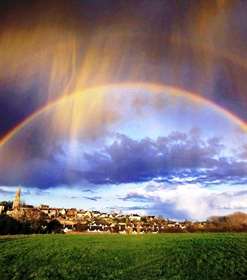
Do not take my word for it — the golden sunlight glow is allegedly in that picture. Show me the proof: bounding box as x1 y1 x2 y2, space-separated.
0 1 245 103
0 0 246 150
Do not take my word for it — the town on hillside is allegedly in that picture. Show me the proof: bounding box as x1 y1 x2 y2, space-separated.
1 187 246 234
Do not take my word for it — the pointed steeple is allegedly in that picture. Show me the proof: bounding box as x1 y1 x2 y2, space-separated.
12 186 21 209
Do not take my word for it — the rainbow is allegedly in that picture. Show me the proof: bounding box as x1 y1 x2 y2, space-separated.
1 83 246 148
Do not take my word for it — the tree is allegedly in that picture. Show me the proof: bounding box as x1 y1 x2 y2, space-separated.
226 212 247 225
158 215 164 220
47 219 63 233
0 214 22 235
207 212 247 232
141 216 147 223
0 201 13 212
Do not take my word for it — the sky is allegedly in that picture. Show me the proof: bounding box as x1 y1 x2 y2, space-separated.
0 0 246 221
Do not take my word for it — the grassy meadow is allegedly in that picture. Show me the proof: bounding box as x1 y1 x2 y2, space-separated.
0 233 246 280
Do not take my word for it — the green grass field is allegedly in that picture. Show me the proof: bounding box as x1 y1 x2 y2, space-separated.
0 233 246 280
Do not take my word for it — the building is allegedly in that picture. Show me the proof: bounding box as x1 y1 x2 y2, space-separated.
129 214 141 221
0 205 5 214
58 208 67 216
12 186 21 209
49 208 58 217
38 204 49 215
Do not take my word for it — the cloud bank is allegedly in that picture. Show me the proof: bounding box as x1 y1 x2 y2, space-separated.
120 182 247 220
0 127 246 190
83 130 246 186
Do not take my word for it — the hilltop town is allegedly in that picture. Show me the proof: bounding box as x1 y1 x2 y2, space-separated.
1 187 246 234
0 188 188 234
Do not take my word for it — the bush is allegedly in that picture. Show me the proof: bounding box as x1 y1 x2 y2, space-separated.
0 214 23 235
47 219 63 233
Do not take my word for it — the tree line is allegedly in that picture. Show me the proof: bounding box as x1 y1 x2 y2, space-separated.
0 214 63 235
160 212 247 233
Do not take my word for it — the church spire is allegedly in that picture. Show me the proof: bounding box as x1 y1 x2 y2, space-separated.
12 186 21 209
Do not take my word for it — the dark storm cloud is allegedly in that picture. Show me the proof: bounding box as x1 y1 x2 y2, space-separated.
213 69 247 122
0 158 84 189
0 128 245 189
0 88 33 138
20 126 63 161
24 166 84 189
83 130 246 185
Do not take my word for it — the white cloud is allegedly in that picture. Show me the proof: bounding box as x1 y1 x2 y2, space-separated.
123 181 247 220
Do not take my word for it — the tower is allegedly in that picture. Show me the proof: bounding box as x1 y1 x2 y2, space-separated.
12 186 21 209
